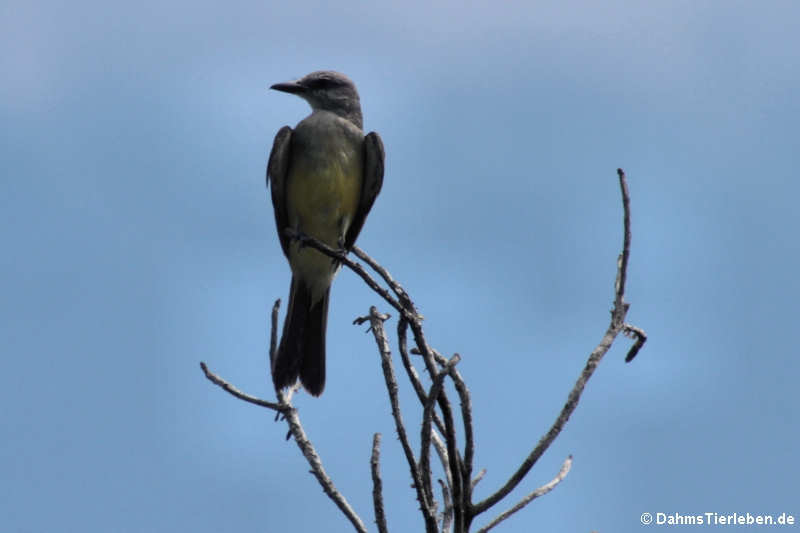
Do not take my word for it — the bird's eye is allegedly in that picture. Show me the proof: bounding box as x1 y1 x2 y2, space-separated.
306 77 335 90
305 73 350 91
305 79 323 89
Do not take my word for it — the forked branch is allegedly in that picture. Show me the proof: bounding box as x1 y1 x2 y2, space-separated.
201 168 646 533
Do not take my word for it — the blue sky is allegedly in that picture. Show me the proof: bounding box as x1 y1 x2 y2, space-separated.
2 1 798 532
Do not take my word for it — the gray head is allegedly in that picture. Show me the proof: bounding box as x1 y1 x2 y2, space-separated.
271 71 363 129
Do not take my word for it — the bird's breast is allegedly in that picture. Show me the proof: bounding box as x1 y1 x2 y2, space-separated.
285 115 364 296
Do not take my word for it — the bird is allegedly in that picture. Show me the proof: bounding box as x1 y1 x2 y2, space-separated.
266 71 385 396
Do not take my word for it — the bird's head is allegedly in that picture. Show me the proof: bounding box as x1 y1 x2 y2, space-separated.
271 70 363 129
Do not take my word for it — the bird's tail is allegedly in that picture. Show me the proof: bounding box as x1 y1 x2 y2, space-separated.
272 276 329 396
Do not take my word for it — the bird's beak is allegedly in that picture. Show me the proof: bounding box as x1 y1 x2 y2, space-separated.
270 80 305 94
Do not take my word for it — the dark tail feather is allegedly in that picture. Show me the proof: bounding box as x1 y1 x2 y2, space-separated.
272 276 329 396
272 277 305 391
300 285 328 396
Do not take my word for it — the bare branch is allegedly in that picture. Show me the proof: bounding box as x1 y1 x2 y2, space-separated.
427 348 475 516
285 229 404 314
430 430 453 493
200 362 285 411
353 245 417 313
438 479 454 533
397 320 448 437
203 166 645 533
429 365 465 533
278 395 368 533
204 298 367 532
420 354 461 507
476 456 573 533
403 322 466 533
613 169 646 359
472 169 641 517
371 433 389 533
472 283 622 515
354 239 469 524
408 319 442 388
438 351 475 506
201 368 367 530
614 168 633 317
359 306 438 532
471 469 487 492
451 371 474 495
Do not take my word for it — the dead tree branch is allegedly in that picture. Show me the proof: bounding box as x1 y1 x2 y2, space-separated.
476 456 573 533
471 168 646 522
356 307 439 532
201 299 368 533
371 433 389 533
201 168 646 532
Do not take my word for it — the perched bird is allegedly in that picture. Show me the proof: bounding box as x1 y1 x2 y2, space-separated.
267 71 384 396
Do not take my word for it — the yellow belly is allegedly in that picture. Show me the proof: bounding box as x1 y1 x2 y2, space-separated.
285 150 363 301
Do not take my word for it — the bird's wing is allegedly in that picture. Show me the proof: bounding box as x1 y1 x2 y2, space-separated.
345 131 385 250
267 125 294 258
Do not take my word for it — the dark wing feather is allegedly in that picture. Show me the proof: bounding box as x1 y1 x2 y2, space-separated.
267 126 293 258
345 131 384 250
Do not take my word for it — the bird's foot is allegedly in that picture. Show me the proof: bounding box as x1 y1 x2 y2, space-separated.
286 228 311 249
330 237 348 266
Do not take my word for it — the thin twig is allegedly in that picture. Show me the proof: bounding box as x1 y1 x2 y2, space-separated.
472 168 640 517
420 354 461 507
614 168 632 318
397 319 447 436
471 469 487 491
405 321 465 529
285 229 404 314
279 396 368 533
205 297 367 532
353 245 417 313
427 348 475 516
476 456 573 533
360 306 438 532
202 361 366 531
407 325 465 510
443 356 475 508
438 479 454 533
614 169 646 359
408 317 441 385
269 301 366 532
346 246 459 531
429 365 465 533
471 264 620 516
428 348 474 519
430 430 453 494
371 433 389 533
200 362 285 411
356 237 467 523
204 168 645 532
